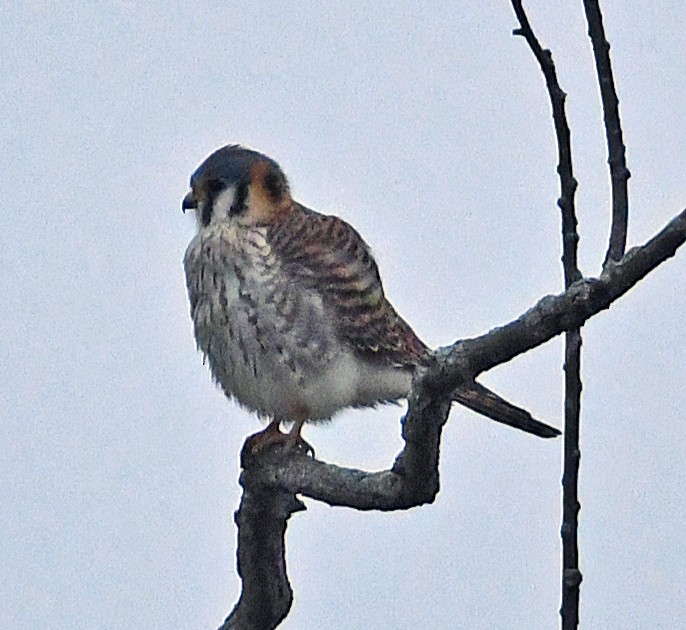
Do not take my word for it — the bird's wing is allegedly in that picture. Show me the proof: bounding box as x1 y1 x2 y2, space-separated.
268 204 427 367
268 204 560 438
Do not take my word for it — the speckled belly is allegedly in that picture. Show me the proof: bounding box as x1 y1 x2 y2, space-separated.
184 226 411 422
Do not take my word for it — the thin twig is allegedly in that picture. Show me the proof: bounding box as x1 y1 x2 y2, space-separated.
511 1 580 285
583 0 631 265
510 2 584 627
561 328 582 630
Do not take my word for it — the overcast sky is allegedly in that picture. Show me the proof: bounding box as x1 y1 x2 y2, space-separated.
2 2 684 629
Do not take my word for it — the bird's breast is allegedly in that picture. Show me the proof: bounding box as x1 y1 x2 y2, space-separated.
184 224 413 422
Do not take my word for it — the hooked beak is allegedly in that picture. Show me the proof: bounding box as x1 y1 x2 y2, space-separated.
182 191 197 213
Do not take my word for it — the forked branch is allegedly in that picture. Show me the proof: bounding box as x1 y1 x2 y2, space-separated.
511 2 584 626
221 208 686 630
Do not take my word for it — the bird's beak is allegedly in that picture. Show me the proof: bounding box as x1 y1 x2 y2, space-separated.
182 191 197 213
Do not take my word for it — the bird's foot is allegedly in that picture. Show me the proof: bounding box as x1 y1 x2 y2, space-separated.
240 422 315 467
283 431 315 458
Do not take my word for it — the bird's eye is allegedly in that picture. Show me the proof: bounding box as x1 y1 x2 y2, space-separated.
207 179 224 195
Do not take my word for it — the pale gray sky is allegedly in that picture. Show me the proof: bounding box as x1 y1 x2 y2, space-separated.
1 3 684 629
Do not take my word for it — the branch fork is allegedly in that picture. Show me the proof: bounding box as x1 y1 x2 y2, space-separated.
216 3 685 626
220 206 686 629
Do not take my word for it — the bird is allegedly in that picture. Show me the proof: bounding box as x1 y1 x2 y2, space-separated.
182 144 560 456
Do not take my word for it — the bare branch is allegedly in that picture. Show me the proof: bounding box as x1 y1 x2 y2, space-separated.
511 0 580 285
583 0 631 265
222 207 686 628
219 483 305 630
245 394 452 512
221 393 451 628
425 207 686 391
561 328 583 630
511 3 585 626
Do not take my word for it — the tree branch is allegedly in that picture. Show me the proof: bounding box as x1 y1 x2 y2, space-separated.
583 0 631 265
222 207 686 629
511 2 584 626
219 482 305 630
561 327 583 630
511 0 580 284
430 207 685 390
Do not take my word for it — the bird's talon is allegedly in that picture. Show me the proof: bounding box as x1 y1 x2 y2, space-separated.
240 422 316 467
297 439 315 458
283 435 315 458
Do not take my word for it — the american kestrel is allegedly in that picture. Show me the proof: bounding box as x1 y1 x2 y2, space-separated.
182 145 559 454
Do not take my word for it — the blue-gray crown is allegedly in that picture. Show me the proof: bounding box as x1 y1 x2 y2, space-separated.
190 144 281 188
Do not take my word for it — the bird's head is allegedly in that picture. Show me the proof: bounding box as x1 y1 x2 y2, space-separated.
182 144 291 229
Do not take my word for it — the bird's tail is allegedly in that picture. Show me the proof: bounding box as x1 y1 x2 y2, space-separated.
452 381 560 438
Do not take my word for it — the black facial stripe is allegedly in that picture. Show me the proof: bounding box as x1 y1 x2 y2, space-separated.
201 203 213 227
230 181 249 216
198 179 223 227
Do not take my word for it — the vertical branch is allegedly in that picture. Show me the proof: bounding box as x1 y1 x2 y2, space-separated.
561 329 582 630
219 471 306 630
583 0 631 265
511 2 580 285
511 3 583 628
